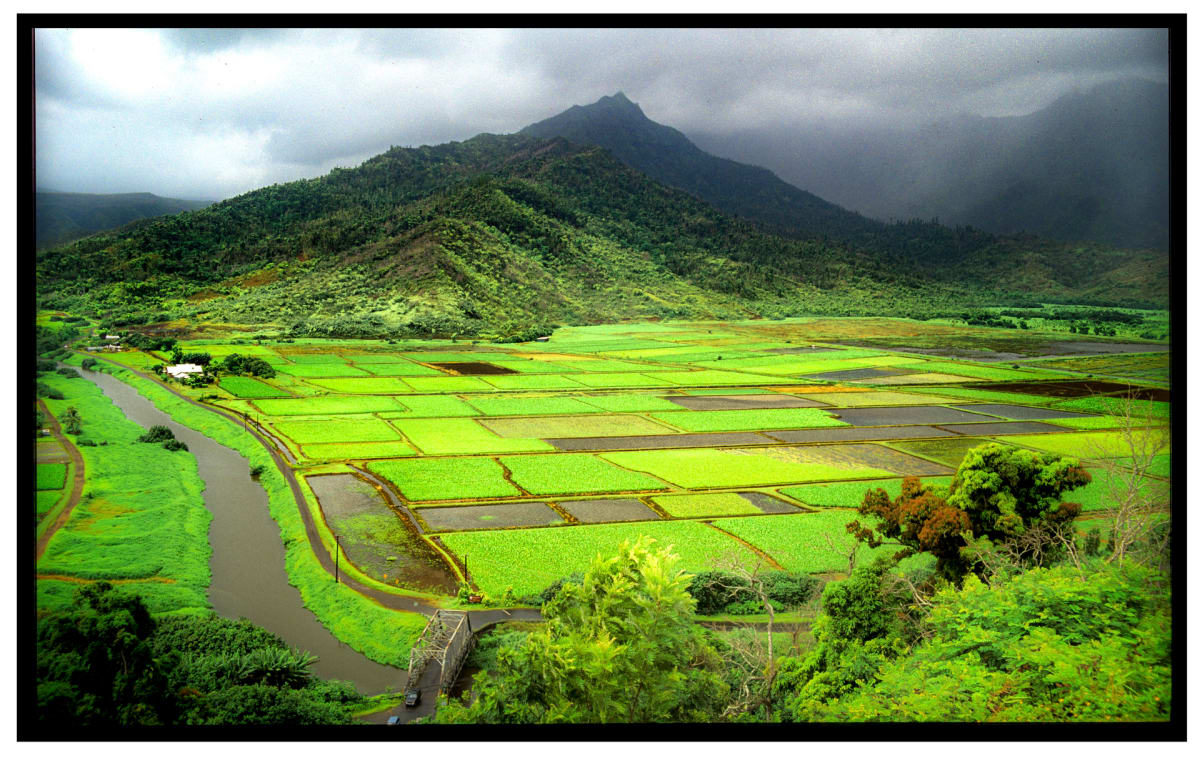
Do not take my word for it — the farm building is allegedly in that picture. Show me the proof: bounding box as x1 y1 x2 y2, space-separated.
165 363 204 379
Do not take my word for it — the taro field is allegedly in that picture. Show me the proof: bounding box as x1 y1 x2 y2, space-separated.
144 319 1172 598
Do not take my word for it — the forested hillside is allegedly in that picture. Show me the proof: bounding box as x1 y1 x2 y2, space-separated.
36 127 1167 339
36 191 212 251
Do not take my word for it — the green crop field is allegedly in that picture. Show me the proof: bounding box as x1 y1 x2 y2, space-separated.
893 361 1065 381
573 394 685 412
556 359 661 372
799 390 961 407
481 374 587 390
404 376 496 392
302 441 417 460
37 462 67 490
218 376 287 398
464 395 600 417
482 414 677 439
908 387 1059 406
368 457 520 501
253 395 406 415
435 521 759 596
499 453 670 495
391 418 554 455
1049 397 1171 419
601 448 893 488
378 396 482 418
886 438 1000 468
998 430 1171 459
1061 469 1170 513
711 512 933 575
652 492 763 518
1044 415 1130 430
566 373 678 388
36 490 63 521
487 360 579 374
361 362 447 376
780 476 955 508
642 370 798 386
272 416 403 444
648 408 847 432
275 363 369 378
305 377 415 394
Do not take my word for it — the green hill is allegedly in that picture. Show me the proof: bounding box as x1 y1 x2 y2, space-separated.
35 127 1167 339
36 191 213 251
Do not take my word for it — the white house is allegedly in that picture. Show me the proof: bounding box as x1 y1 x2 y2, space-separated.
104 334 120 341
165 363 204 379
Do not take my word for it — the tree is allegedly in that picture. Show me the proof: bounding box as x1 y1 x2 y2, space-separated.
61 406 82 436
37 582 176 725
434 537 727 723
849 444 1090 582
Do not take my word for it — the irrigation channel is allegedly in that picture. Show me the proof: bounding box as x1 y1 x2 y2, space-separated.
76 365 425 695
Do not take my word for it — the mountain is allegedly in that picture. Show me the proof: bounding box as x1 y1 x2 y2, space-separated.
36 191 214 251
689 79 1169 251
521 93 886 242
35 114 1167 338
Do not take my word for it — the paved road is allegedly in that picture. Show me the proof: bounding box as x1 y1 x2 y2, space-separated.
35 400 85 560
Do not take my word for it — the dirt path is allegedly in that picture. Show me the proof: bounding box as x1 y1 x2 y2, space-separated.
35 401 85 561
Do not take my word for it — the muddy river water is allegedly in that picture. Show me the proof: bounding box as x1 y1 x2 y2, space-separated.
80 367 408 695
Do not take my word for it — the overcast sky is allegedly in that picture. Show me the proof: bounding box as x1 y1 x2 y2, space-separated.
33 26 1169 201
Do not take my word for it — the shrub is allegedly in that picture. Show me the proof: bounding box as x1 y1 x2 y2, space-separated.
76 438 96 447
80 358 97 371
36 382 64 400
137 425 177 443
55 367 81 378
249 465 265 478
163 439 189 452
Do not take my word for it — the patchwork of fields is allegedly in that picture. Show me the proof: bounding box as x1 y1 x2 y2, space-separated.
145 321 1170 597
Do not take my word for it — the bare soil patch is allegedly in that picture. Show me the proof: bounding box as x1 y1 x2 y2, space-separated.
977 380 1169 401
936 421 1073 435
739 492 805 514
764 425 955 444
949 403 1096 420
664 394 827 411
829 406 1002 426
546 432 772 451
417 501 565 531
558 498 662 523
427 361 518 376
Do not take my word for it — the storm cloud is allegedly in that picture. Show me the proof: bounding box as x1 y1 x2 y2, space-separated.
33 26 1168 201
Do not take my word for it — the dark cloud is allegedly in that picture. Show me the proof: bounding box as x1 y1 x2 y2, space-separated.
33 27 1170 201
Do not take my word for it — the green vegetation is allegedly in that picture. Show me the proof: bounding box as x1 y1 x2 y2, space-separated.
367 457 520 501
575 393 683 412
275 364 369 378
1049 396 1170 419
463 395 600 417
437 521 757 597
304 377 414 394
272 416 402 444
652 492 763 518
483 414 676 438
482 374 587 390
254 395 405 415
218 376 285 398
648 408 847 432
378 395 481 418
781 476 955 508
391 418 552 455
500 453 670 495
302 441 416 460
37 583 365 726
601 448 892 488
998 430 1170 459
37 462 67 490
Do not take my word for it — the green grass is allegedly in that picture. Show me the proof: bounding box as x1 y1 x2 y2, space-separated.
253 396 406 416
36 373 212 616
487 360 578 374
482 414 677 439
391 418 554 455
218 376 287 398
37 462 67 490
404 376 496 392
1115 454 1171 479
284 353 353 364
342 353 407 363
302 441 417 460
574 394 683 412
273 417 403 444
275 363 370 378
1062 469 1170 513
37 489 64 521
780 476 955 508
84 357 430 664
305 377 415 394
463 395 600 417
652 493 763 518
601 448 893 488
499 453 670 495
437 521 759 597
367 457 520 501
648 408 847 432
556 359 660 373
378 396 482 418
711 512 934 575
907 387 1059 406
